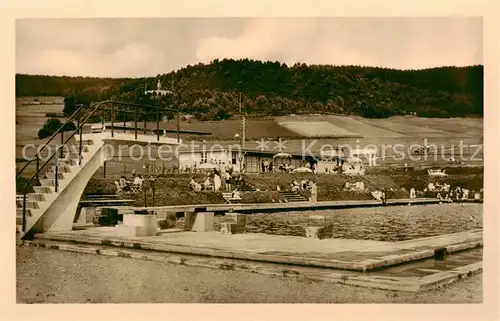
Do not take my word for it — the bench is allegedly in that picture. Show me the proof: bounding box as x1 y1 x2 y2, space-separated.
222 192 242 204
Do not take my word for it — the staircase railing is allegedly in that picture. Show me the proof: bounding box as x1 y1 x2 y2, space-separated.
17 100 180 233
15 103 90 179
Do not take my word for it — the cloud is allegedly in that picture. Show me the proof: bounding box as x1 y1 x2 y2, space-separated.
16 18 482 77
195 17 482 69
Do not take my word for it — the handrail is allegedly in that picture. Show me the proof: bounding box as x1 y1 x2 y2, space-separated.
15 103 90 178
21 100 110 192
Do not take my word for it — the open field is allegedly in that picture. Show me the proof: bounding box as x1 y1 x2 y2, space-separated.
16 97 483 142
16 96 65 143
278 120 361 138
15 97 483 174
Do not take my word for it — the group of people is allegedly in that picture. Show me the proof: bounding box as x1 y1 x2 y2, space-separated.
115 173 144 194
189 169 238 193
343 181 367 193
410 184 480 203
261 160 273 173
436 186 472 203
284 179 317 203
424 182 451 193
290 179 316 192
261 160 300 173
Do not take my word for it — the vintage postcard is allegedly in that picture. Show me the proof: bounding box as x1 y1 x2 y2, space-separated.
1 1 499 320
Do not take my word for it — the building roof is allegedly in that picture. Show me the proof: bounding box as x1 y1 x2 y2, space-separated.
176 147 345 160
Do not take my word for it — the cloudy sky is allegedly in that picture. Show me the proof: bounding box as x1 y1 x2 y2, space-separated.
16 17 482 78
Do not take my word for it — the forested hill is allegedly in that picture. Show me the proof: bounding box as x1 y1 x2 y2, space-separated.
16 59 483 119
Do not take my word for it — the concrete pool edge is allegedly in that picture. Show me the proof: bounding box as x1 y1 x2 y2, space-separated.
31 230 483 272
19 240 483 293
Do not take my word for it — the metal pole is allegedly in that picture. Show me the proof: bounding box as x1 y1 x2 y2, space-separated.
55 150 59 193
22 192 27 232
60 131 64 159
103 161 107 178
176 110 180 143
152 178 155 206
111 105 114 137
239 135 242 173
144 117 147 135
173 76 180 143
78 109 83 165
134 106 138 139
35 155 39 182
144 184 147 208
156 107 160 141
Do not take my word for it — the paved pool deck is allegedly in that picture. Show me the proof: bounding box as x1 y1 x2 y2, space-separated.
131 198 482 215
34 227 483 272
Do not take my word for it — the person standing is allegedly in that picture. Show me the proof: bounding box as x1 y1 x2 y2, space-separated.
410 187 416 199
225 171 232 191
214 172 221 192
310 182 318 203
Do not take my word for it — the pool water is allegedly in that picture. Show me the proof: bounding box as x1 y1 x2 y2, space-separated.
235 203 483 242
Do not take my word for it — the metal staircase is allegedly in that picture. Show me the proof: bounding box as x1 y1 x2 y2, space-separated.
16 100 181 239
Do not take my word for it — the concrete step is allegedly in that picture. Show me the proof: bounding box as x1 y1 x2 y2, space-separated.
16 208 31 217
75 139 94 145
17 200 39 209
28 193 45 202
61 151 82 159
49 165 72 173
44 172 65 180
33 186 54 194
68 145 90 153
40 178 57 186
60 158 77 166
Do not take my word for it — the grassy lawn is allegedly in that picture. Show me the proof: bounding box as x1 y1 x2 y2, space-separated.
76 168 483 207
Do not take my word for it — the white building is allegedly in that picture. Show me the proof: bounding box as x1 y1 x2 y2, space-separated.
177 149 243 173
145 79 173 96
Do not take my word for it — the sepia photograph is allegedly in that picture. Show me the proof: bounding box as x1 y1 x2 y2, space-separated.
11 14 489 307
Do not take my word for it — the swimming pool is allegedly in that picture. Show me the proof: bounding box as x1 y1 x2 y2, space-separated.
234 203 483 241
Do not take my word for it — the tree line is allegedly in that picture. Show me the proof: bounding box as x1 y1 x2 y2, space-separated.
16 59 483 120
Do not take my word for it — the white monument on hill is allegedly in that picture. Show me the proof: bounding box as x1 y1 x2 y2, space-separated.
145 79 173 96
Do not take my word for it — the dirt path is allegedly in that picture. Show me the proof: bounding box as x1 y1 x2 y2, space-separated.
16 246 481 303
